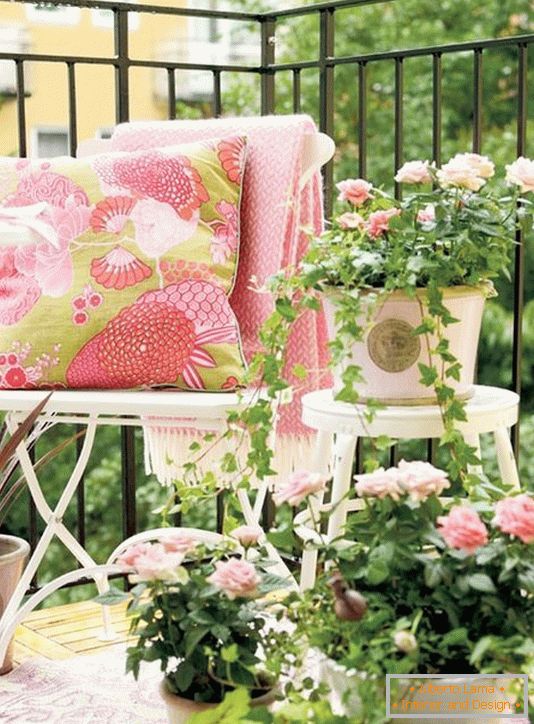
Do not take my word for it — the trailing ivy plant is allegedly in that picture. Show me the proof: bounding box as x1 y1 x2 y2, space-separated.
160 153 534 526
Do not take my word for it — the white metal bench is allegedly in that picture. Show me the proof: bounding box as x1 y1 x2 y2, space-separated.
0 131 335 662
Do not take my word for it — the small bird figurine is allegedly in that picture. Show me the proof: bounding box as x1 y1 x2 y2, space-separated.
329 571 368 621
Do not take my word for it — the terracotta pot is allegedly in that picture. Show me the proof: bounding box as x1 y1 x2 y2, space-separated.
159 679 277 724
323 285 487 405
0 534 30 675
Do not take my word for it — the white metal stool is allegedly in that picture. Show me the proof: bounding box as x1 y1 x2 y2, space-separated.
297 385 520 591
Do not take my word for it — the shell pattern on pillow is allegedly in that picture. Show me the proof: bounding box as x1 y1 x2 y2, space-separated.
0 137 248 390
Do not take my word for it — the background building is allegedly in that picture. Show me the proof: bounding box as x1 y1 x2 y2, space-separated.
0 0 258 157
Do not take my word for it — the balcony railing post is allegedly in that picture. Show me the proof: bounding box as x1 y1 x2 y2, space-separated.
432 53 442 166
472 49 483 153
15 60 27 157
319 7 335 217
261 18 276 115
114 6 130 124
394 56 404 199
114 6 136 538
512 43 528 455
358 61 367 178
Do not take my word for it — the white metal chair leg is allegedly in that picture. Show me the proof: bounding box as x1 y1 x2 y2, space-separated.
1 416 115 640
300 430 332 592
326 434 358 542
494 426 521 490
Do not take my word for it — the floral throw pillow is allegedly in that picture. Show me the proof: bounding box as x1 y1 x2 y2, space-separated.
0 137 248 390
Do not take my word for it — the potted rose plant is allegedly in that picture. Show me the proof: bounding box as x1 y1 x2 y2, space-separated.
310 155 533 406
98 530 290 723
280 463 534 722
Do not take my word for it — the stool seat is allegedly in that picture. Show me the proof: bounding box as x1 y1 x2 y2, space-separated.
298 385 521 591
302 385 519 438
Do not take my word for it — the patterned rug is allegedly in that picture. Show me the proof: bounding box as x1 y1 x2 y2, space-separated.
0 649 165 723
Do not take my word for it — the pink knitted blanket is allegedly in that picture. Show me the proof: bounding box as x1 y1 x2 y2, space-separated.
111 115 331 481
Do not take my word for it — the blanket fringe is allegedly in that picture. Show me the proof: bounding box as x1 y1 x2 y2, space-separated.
143 427 321 488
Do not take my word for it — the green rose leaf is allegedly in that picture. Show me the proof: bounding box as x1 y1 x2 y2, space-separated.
467 573 496 593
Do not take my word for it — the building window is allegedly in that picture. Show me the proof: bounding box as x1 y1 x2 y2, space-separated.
26 4 81 26
92 1 139 31
96 127 114 140
33 128 69 158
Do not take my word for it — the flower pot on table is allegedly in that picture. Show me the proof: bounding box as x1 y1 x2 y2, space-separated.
159 679 277 724
0 534 30 674
323 285 487 405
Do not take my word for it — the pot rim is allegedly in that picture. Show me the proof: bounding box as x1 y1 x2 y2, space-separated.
0 534 30 568
159 678 278 708
322 282 493 302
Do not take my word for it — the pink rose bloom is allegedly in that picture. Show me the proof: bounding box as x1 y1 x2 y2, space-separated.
397 459 450 502
366 208 401 239
494 494 534 543
394 160 432 184
437 506 488 554
354 467 403 501
161 533 198 554
336 178 374 206
506 156 534 193
417 204 436 224
337 211 365 230
230 524 263 546
207 558 261 599
437 154 486 191
129 543 185 582
272 470 328 507
116 542 152 571
462 153 495 179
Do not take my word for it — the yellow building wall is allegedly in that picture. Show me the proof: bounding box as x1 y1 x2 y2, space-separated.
0 2 187 156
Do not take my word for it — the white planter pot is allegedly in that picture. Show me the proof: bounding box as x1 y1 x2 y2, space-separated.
159 679 277 724
316 652 363 717
0 534 30 675
323 285 487 405
316 657 515 723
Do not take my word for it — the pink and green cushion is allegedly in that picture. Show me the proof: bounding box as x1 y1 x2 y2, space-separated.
0 137 248 390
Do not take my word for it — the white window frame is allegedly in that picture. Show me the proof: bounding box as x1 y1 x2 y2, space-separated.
26 4 81 26
95 127 115 140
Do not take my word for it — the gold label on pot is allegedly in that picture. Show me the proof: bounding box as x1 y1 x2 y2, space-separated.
367 319 421 373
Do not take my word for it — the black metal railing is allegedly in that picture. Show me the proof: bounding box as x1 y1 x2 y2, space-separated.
0 0 532 592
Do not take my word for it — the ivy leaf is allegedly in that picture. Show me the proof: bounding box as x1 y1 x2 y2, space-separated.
188 688 252 723
291 363 308 380
418 363 438 386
